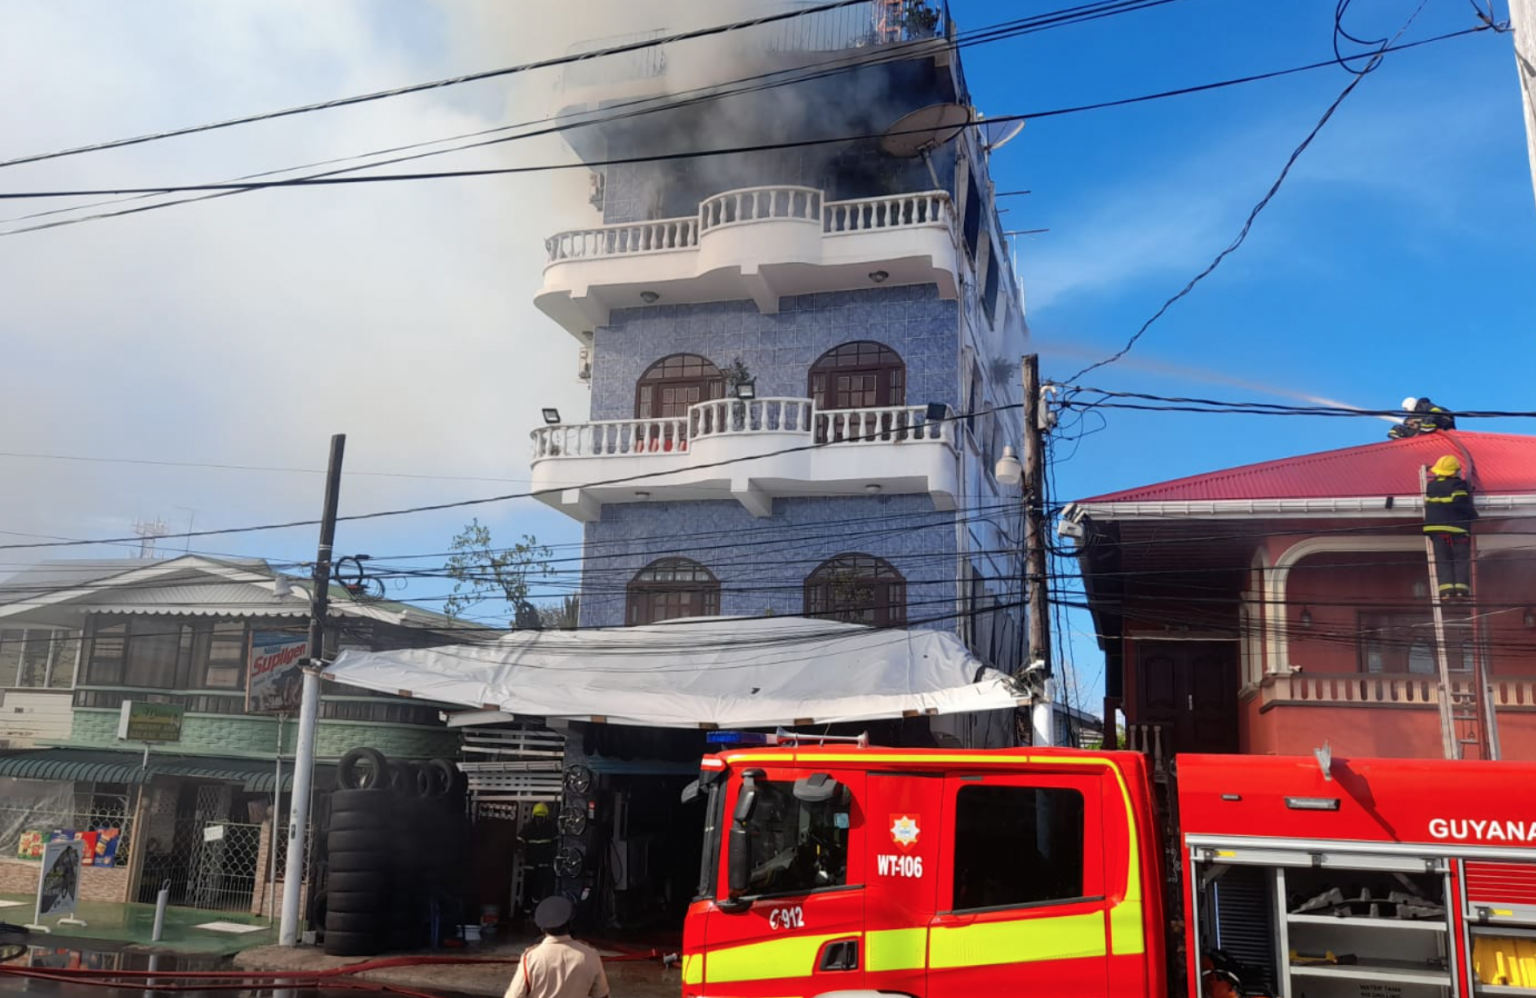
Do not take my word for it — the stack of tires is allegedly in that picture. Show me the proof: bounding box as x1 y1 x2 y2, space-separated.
323 748 392 956
321 747 463 956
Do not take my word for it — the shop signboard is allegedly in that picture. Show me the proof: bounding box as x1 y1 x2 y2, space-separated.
116 701 184 743
247 632 308 715
32 838 84 927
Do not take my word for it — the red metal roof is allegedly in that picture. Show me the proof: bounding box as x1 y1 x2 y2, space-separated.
1077 431 1536 504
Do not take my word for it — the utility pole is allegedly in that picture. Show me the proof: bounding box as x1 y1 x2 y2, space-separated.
1511 0 1536 213
279 433 345 947
1022 354 1054 747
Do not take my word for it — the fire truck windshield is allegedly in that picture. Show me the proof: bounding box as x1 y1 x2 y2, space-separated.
733 778 850 898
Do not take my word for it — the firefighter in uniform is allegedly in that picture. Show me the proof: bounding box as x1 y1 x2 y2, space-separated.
1424 454 1477 598
505 896 609 998
1389 396 1456 439
518 802 558 916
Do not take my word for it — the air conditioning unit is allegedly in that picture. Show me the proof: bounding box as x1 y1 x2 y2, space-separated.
577 347 592 382
588 172 605 211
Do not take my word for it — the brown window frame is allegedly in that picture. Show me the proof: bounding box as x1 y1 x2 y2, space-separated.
627 558 722 626
635 354 726 420
804 553 907 628
808 341 906 412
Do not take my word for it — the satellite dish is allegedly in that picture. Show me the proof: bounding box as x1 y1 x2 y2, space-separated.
879 103 973 158
981 119 1024 153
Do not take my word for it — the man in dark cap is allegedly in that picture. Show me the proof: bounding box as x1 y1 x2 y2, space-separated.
504 896 609 998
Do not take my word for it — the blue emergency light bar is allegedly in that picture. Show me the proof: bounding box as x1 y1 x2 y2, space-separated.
706 731 774 745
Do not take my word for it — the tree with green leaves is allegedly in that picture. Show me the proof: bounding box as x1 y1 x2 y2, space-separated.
442 519 554 624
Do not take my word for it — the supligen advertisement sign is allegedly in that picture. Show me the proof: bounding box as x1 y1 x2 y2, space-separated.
247 632 308 715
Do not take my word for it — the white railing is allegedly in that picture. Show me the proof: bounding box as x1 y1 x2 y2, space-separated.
823 191 952 234
530 400 952 461
687 397 814 436
531 417 689 460
544 186 954 264
699 186 823 232
1122 723 1171 778
545 218 699 263
1263 673 1536 710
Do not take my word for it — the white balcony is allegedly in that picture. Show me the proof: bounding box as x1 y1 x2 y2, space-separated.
528 398 959 520
535 186 959 338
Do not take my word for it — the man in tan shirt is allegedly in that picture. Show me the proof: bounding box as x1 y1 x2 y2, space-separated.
505 896 610 998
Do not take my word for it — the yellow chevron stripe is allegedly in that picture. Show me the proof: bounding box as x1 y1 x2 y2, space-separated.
866 927 928 972
928 910 1107 968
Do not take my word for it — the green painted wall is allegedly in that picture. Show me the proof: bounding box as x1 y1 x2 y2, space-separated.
68 709 457 761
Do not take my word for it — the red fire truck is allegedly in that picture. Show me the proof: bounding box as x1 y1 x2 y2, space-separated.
680 742 1536 998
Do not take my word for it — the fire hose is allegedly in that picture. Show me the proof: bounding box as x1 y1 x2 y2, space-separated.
0 942 674 994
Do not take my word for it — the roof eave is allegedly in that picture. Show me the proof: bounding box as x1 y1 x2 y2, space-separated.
1069 493 1536 523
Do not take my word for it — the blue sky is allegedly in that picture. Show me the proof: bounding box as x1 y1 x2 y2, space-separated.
0 1 1532 683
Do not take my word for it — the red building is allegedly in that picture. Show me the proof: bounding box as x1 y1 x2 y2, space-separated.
1065 430 1536 762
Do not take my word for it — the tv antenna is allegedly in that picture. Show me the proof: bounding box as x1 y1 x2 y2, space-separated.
132 518 169 559
879 103 972 188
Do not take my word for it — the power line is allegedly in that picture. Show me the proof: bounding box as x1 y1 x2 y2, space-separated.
0 406 1022 553
1059 0 1441 384
0 0 872 172
0 26 1491 208
0 0 1195 233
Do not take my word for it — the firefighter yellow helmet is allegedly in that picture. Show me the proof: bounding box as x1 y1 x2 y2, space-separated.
532 803 551 818
1431 455 1461 477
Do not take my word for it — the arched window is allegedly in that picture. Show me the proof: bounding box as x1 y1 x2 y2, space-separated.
627 558 721 625
804 553 906 628
809 341 906 411
636 354 725 419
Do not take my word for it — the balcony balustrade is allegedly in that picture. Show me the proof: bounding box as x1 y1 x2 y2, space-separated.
536 185 959 338
1261 672 1536 711
528 398 958 521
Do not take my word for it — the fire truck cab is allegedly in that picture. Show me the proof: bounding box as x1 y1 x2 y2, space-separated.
682 744 1536 998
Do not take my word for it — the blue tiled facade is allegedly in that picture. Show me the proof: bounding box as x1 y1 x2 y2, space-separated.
591 286 956 422
553 46 1025 671
579 495 958 630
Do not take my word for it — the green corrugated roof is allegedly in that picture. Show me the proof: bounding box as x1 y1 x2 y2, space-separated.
0 748 332 792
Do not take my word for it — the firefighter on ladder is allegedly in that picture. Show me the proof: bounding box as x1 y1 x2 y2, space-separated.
1389 396 1456 439
1424 454 1477 599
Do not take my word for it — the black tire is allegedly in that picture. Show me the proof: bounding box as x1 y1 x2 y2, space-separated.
328 848 390 874
326 909 384 935
326 870 387 894
327 889 390 915
322 929 383 957
329 788 392 815
328 809 387 833
426 759 457 797
328 829 391 854
397 762 431 798
337 747 389 791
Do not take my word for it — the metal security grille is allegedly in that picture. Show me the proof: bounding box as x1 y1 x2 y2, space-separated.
0 780 133 871
137 783 239 907
189 821 263 912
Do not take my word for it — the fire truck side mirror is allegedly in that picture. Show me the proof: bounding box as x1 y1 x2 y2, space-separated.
726 780 758 900
727 817 752 897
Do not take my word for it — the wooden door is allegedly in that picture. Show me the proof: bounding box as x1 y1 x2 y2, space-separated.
1135 642 1238 755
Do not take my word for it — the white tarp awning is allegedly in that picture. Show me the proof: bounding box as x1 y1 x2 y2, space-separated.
325 616 1027 729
